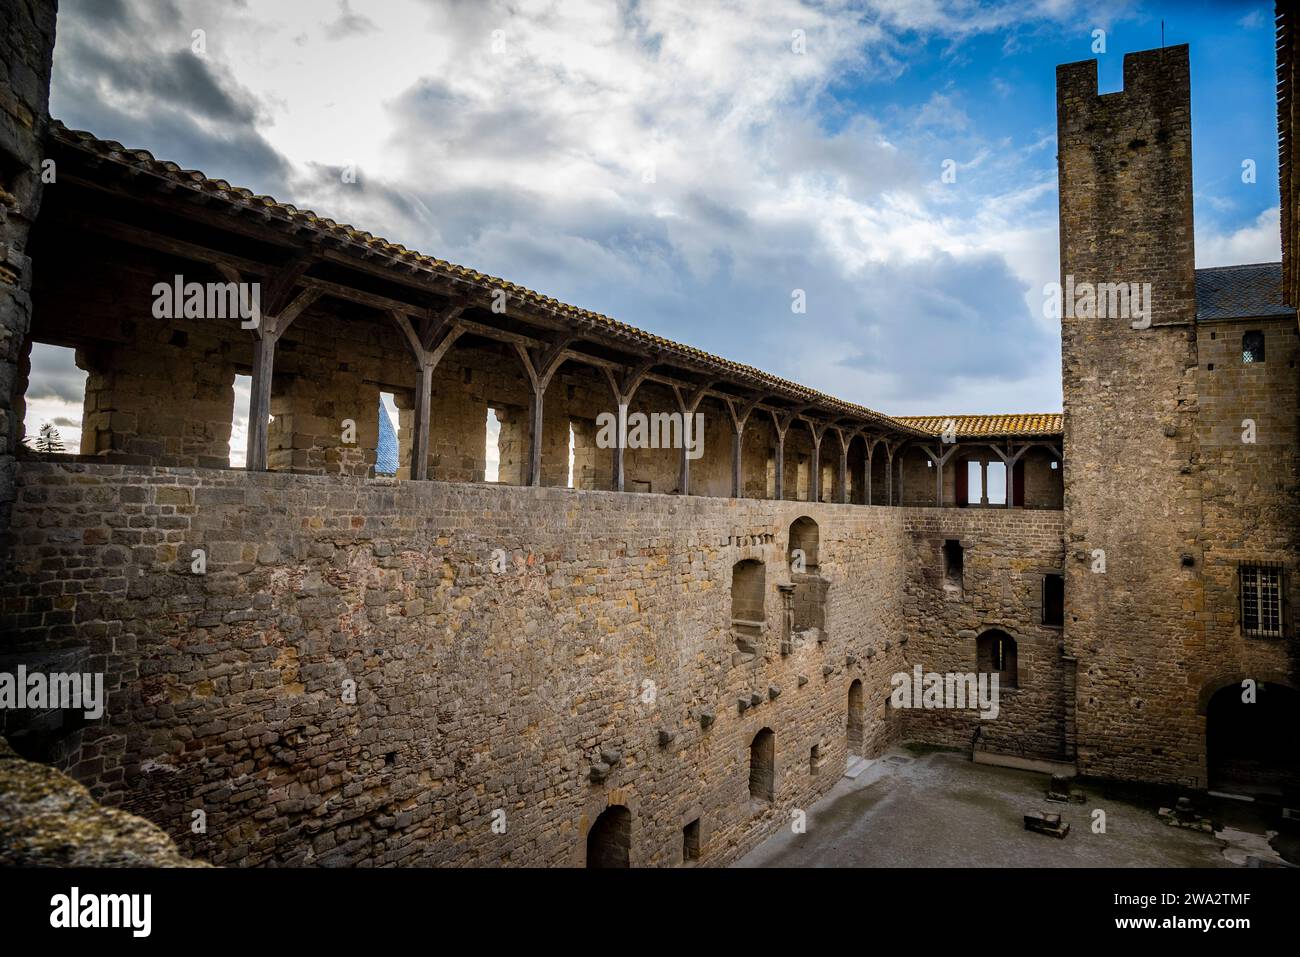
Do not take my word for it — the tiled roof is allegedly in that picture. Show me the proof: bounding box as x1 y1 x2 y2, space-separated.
47 121 925 436
1194 262 1295 321
894 414 1063 439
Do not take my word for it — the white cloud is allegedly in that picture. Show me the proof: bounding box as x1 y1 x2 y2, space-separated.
52 0 1147 417
1195 206 1281 268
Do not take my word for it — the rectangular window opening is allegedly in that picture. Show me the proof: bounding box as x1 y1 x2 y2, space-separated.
567 421 575 488
377 391 400 477
230 373 252 467
485 407 502 483
682 819 700 863
986 461 1007 505
943 539 964 591
23 342 87 457
1240 564 1283 638
1043 573 1065 627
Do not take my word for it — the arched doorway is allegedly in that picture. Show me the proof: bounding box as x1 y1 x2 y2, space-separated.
586 805 631 868
788 516 819 571
847 679 864 756
749 728 775 803
1205 681 1300 797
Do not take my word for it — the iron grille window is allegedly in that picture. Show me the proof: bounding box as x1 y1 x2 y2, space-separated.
1240 565 1282 638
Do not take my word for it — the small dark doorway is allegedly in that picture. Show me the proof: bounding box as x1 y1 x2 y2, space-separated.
586 804 631 868
1206 682 1300 797
847 679 864 755
1043 573 1064 626
749 728 775 802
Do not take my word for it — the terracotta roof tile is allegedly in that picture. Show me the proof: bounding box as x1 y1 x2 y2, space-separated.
47 121 1066 439
894 414 1063 439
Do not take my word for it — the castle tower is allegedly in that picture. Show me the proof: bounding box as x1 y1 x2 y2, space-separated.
1056 46 1207 785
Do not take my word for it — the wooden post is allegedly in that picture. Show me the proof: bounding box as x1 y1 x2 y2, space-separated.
600 358 654 492
390 304 468 480
245 287 321 471
773 431 786 500
833 428 850 504
921 443 959 507
769 409 799 500
246 332 276 472
862 435 875 506
722 395 763 499
802 417 831 503
989 442 1029 509
671 381 713 495
514 338 573 487
527 387 544 486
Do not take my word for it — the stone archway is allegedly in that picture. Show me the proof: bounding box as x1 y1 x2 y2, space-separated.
586 804 631 868
1204 679 1300 797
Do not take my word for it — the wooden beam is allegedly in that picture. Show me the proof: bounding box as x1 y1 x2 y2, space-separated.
68 214 926 451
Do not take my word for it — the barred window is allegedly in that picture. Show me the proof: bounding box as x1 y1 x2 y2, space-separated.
1242 330 1265 364
1240 565 1282 638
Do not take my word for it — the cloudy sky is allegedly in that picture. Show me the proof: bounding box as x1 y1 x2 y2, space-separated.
26 0 1282 454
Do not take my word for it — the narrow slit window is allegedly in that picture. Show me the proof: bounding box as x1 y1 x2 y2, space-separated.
1042 573 1064 627
230 373 251 467
567 422 575 488
485 408 502 482
377 392 399 477
943 539 964 591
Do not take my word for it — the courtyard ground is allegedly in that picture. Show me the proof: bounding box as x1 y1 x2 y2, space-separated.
735 744 1294 868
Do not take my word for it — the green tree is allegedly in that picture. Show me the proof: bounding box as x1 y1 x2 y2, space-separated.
34 422 65 454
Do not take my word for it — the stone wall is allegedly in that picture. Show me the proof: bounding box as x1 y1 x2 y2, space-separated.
897 508 1068 759
1 462 912 866
1193 315 1299 739
1058 46 1299 787
0 0 57 538
1 460 1066 866
1058 47 1207 787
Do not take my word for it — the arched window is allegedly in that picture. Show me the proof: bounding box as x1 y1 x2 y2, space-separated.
976 629 1018 688
788 516 819 572
749 728 775 802
1242 330 1265 364
586 805 631 868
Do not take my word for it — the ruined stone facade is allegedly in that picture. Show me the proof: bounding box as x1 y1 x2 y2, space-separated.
1 3 1296 868
0 0 56 538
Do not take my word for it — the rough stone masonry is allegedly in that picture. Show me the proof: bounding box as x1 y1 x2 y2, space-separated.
0 2 1297 868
